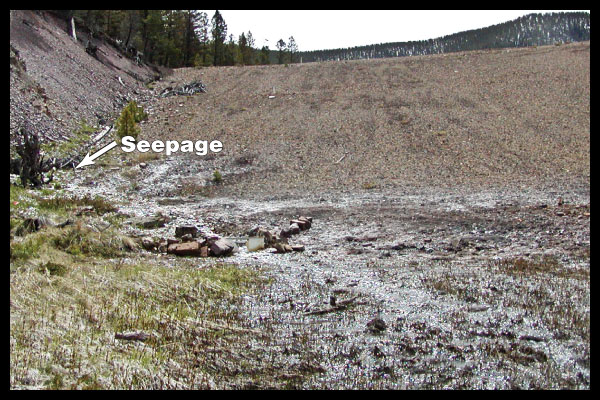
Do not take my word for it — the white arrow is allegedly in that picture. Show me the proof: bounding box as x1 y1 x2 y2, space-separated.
75 141 118 169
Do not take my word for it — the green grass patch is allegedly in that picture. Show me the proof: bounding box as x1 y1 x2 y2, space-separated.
37 194 118 215
41 119 97 158
10 223 133 262
10 258 267 389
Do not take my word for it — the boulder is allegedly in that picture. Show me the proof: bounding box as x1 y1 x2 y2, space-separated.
290 219 309 230
280 227 292 238
210 238 235 257
289 223 301 235
133 214 169 229
175 225 198 238
167 241 203 257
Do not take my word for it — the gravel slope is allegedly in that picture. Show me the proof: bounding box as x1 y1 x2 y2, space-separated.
141 41 589 197
10 10 159 144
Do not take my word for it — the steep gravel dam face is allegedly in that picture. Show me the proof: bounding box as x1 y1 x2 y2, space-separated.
138 41 590 197
11 12 589 387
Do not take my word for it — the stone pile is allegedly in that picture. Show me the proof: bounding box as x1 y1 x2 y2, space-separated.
139 215 312 257
141 224 235 258
248 216 312 254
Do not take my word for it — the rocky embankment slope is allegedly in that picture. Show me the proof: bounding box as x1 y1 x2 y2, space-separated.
140 41 589 197
10 10 161 146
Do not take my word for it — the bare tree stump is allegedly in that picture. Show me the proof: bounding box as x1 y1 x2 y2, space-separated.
15 127 44 188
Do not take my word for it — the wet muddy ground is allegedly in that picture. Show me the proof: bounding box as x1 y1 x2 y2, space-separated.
60 154 590 389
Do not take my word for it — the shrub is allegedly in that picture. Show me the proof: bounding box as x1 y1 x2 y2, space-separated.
130 101 148 123
116 102 143 141
213 169 222 183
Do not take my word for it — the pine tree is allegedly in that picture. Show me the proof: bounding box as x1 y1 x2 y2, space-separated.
238 32 249 65
276 39 286 64
287 36 298 63
116 102 141 141
183 10 203 67
211 10 227 66
259 45 270 65
196 12 210 66
246 31 256 64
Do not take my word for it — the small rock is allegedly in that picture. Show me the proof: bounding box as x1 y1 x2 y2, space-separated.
298 216 312 228
519 335 546 342
290 219 309 230
467 304 489 312
141 236 158 250
139 163 148 169
373 346 386 358
273 242 293 253
367 317 387 333
291 244 305 252
280 227 292 238
133 214 169 229
181 233 194 242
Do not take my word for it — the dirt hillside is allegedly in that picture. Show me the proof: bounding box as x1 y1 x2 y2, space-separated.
10 10 161 145
141 41 589 197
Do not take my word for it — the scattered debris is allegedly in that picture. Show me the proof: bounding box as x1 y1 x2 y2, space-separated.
159 81 206 98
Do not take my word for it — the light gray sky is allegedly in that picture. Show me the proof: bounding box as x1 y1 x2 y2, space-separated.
199 10 589 52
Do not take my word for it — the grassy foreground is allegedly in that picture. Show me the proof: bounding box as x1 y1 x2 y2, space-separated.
10 184 267 389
